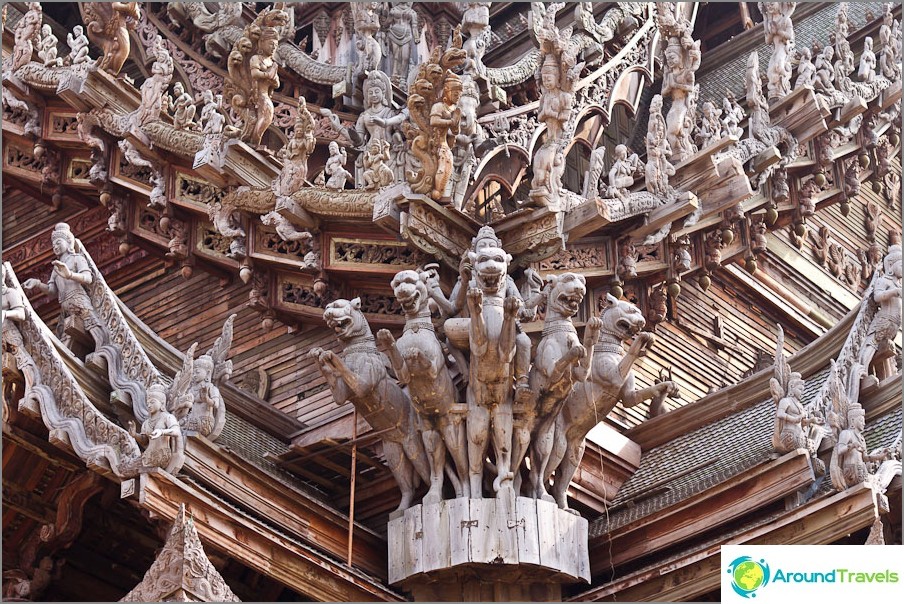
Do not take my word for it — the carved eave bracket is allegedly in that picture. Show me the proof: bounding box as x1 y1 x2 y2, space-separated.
121 503 240 602
2 262 143 481
770 85 832 146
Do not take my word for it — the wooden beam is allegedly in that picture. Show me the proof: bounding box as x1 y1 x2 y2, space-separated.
184 436 387 580
572 484 878 601
135 470 405 602
2 478 57 524
590 449 814 571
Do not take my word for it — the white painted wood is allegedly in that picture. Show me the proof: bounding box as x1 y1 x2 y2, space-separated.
575 515 590 582
536 498 560 570
515 497 540 566
421 501 450 572
387 513 407 584
495 494 518 564
557 508 579 579
469 498 497 564
403 504 424 577
447 498 471 567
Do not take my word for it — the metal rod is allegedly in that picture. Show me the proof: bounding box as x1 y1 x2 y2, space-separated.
346 408 358 567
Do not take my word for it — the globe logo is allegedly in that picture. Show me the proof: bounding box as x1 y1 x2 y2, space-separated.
727 556 770 598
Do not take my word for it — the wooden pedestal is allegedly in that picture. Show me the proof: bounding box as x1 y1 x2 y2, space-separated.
388 497 590 601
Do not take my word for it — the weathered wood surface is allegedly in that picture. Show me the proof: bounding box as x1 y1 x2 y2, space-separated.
388 497 590 586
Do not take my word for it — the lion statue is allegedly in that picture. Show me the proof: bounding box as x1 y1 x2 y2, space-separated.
310 297 430 514
377 269 469 502
547 293 678 510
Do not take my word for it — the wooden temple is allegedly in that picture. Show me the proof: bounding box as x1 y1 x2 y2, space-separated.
1 2 901 601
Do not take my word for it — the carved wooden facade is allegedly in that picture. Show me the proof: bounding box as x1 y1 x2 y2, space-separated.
2 2 901 601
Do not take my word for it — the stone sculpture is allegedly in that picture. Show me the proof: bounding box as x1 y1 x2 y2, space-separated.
377 270 468 503
310 298 430 513
21 224 106 352
548 294 678 510
657 3 701 162
529 3 583 211
10 2 42 73
759 2 796 100
127 383 186 475
223 7 288 146
37 24 62 68
79 2 141 76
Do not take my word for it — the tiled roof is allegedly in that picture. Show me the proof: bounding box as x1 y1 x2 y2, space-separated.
696 2 889 106
590 367 831 537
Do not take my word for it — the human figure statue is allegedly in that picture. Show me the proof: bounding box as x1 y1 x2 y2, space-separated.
646 95 675 198
10 2 42 72
66 24 90 66
858 36 877 83
429 73 463 200
37 24 62 68
275 96 316 195
772 372 809 453
385 2 418 84
879 5 901 80
21 224 106 352
530 54 572 209
697 100 723 147
794 47 817 89
461 2 491 76
813 45 836 94
759 2 796 100
721 90 745 139
362 138 394 190
856 244 902 391
169 82 197 131
324 141 352 190
352 3 382 87
451 75 485 210
659 23 701 161
135 35 173 125
606 144 643 200
248 29 280 146
127 383 185 475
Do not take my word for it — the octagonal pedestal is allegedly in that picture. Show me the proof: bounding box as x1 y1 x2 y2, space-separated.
388 496 589 602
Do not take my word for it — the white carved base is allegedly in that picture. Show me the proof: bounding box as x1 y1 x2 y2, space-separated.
388 496 590 600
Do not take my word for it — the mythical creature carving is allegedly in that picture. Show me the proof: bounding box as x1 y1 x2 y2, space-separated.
461 2 491 77
261 211 313 244
548 294 678 510
207 202 246 259
168 2 244 60
169 315 235 440
377 270 468 503
759 2 796 100
310 298 430 513
223 7 288 146
79 2 141 76
518 273 600 502
405 33 467 200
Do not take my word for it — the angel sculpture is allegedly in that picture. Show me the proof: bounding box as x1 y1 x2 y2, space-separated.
223 7 289 146
261 211 313 243
78 2 140 76
169 315 236 441
274 97 316 196
127 383 185 475
207 202 246 259
324 141 352 190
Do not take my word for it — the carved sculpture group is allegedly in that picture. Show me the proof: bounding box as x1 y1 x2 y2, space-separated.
312 226 678 512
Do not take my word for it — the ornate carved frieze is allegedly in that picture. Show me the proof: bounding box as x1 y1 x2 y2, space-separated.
328 238 425 271
538 241 611 273
278 274 335 312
